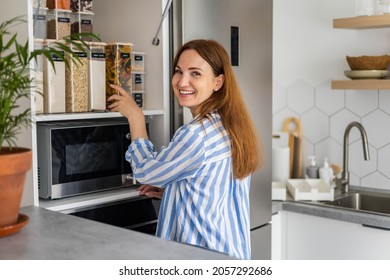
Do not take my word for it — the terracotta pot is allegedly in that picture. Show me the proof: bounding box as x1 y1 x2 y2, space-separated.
0 147 32 227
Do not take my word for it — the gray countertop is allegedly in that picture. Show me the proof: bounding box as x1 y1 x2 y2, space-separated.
0 206 232 260
272 186 390 230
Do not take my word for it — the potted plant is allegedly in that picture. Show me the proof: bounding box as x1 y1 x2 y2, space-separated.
0 15 98 233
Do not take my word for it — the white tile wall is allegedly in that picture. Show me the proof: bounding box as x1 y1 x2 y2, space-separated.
274 0 390 190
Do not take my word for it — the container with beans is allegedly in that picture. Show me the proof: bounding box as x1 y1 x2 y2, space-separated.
88 42 106 111
43 39 66 113
33 7 48 39
105 42 133 106
71 12 94 41
47 9 71 40
65 42 89 112
71 0 93 13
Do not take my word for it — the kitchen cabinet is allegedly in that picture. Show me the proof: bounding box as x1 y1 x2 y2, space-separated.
280 211 390 259
331 15 390 90
25 0 171 207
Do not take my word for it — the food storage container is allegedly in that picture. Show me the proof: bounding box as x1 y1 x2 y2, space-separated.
105 42 133 104
47 0 71 10
88 42 106 111
33 7 48 40
132 92 144 108
71 12 94 41
132 52 145 72
132 73 145 91
33 0 47 8
43 39 66 113
47 9 71 39
65 43 89 112
33 39 44 114
71 0 93 13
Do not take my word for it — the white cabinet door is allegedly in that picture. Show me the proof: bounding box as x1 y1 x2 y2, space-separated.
285 211 390 259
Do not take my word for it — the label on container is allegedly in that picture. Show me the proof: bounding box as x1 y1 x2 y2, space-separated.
51 52 65 61
134 55 143 61
74 52 87 58
58 17 70 23
81 19 92 25
120 53 130 59
33 14 47 21
91 52 105 59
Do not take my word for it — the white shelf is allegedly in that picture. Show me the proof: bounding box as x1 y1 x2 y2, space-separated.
32 109 165 122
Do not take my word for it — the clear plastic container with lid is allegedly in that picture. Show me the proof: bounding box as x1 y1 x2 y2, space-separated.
132 52 145 72
33 39 44 114
65 42 89 112
132 93 144 108
43 39 66 113
105 42 133 104
132 73 145 91
33 7 48 40
88 42 106 111
71 12 94 41
47 9 71 39
33 0 47 8
71 0 93 13
47 0 71 10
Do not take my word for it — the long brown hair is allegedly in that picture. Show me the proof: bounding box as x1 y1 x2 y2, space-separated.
173 39 263 179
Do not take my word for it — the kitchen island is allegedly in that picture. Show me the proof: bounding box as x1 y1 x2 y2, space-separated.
0 206 232 260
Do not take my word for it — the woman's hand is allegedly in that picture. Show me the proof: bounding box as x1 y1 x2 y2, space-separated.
138 184 164 199
107 84 148 140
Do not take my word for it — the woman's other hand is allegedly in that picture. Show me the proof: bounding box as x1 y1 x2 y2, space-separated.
138 184 164 199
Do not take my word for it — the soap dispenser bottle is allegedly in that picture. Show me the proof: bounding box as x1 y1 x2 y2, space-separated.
319 158 334 185
306 156 319 178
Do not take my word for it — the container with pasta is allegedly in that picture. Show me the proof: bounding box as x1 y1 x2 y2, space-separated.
105 42 133 106
65 42 89 112
88 42 106 111
47 9 71 40
71 0 93 13
43 39 66 113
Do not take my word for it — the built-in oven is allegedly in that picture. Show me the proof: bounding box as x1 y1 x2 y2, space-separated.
64 197 160 235
37 117 150 200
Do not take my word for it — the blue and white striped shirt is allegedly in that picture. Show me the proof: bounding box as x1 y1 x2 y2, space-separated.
125 111 251 259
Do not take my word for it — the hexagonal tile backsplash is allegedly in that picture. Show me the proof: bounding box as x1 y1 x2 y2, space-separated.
273 79 390 191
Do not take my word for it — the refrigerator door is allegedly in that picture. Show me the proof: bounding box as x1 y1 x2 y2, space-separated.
172 0 273 230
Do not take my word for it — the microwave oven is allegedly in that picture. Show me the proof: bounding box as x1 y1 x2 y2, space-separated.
37 117 149 199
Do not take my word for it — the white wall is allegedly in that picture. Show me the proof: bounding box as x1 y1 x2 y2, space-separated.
273 0 390 190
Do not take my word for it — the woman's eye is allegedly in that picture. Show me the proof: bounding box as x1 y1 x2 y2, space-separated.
191 71 201 76
174 69 182 75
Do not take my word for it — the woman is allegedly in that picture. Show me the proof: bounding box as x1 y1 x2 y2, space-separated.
107 39 262 259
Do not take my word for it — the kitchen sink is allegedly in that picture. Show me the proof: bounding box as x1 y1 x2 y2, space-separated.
324 191 390 215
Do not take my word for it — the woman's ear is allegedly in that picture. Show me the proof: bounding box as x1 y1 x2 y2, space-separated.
214 74 225 91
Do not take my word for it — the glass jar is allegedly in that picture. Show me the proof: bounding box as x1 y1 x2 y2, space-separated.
43 39 66 113
105 42 133 104
65 43 89 112
88 42 106 111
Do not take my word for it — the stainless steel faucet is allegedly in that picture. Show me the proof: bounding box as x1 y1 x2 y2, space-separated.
339 122 370 193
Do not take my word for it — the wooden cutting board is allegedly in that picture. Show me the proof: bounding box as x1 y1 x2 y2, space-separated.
282 117 303 178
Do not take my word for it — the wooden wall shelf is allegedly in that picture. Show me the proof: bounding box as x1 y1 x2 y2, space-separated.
331 79 390 89
333 15 390 29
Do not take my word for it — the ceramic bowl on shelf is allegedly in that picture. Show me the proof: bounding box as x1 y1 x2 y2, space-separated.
344 70 390 79
346 55 390 70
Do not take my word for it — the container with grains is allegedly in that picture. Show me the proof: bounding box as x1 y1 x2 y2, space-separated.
71 0 93 13
105 42 133 106
88 42 106 111
65 42 89 112
47 9 71 40
132 52 145 72
132 73 145 91
47 0 71 10
43 39 66 113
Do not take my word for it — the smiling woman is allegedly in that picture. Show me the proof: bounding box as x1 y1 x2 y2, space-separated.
107 39 263 260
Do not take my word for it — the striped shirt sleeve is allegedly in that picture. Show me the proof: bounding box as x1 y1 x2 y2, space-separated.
125 125 205 187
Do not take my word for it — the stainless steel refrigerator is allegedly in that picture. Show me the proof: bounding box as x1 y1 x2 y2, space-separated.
169 0 272 259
